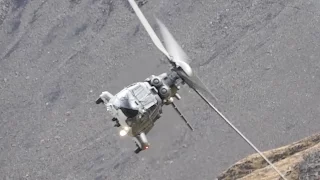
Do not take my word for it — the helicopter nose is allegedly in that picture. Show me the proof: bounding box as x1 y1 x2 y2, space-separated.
100 91 114 102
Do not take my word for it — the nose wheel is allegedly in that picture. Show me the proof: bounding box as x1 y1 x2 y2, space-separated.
134 142 149 154
134 147 142 154
95 97 104 104
134 143 142 154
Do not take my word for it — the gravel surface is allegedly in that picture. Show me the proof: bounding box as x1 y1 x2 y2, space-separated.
1 0 320 179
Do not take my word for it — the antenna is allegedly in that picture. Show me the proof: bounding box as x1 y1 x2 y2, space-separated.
171 102 194 131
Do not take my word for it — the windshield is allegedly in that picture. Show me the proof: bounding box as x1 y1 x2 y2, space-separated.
110 88 140 118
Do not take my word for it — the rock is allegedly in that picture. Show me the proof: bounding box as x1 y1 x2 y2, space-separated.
65 111 71 116
136 0 147 7
182 144 187 148
217 133 320 180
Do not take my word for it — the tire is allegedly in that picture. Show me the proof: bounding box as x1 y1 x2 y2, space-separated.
95 97 103 104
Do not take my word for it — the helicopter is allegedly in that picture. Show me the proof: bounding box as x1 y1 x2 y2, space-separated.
96 0 217 154
95 1 289 178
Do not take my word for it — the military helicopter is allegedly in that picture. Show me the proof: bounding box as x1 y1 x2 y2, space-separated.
96 0 217 154
95 1 288 178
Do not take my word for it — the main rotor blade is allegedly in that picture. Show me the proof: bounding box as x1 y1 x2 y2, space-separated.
178 69 292 179
128 0 171 60
176 69 218 102
155 18 191 65
192 88 287 180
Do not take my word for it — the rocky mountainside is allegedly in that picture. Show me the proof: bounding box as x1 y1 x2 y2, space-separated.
1 0 320 179
217 133 320 180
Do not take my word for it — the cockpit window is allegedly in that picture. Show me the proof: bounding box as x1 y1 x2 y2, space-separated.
120 107 139 118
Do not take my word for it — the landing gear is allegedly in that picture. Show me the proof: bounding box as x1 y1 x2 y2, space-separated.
95 97 104 104
134 147 142 154
134 143 142 154
112 118 120 127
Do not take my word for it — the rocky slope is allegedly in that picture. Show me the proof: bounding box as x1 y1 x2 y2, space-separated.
217 133 320 180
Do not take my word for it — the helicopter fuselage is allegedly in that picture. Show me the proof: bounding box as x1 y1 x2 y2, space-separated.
97 71 184 153
98 81 164 152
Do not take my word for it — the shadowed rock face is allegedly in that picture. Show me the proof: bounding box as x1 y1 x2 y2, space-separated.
217 133 320 180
